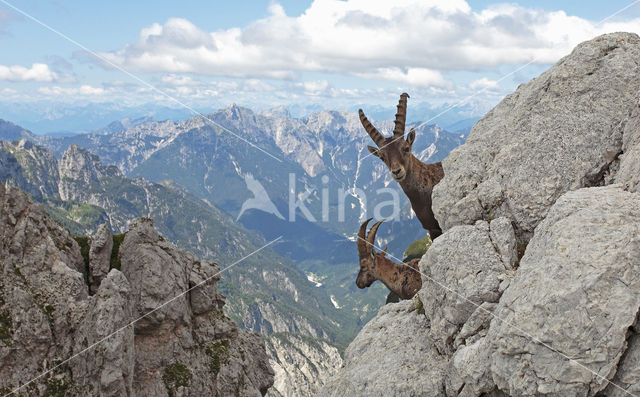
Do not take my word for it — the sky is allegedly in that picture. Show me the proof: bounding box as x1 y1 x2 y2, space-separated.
1 0 640 129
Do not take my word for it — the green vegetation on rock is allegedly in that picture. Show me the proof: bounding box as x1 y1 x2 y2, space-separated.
44 199 108 236
73 236 90 269
412 295 425 315
403 235 432 261
0 310 12 346
205 339 230 375
110 233 126 271
162 362 192 396
43 376 69 397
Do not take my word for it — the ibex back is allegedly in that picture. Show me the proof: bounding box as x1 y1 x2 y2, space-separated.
356 218 421 300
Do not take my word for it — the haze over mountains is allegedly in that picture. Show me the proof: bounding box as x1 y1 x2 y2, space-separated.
0 103 466 395
0 100 480 136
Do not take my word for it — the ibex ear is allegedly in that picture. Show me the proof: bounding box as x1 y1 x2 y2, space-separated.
367 145 381 157
406 128 416 146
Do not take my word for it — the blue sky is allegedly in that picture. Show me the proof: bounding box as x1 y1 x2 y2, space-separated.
1 0 640 128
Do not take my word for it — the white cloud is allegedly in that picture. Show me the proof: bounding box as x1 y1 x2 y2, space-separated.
355 67 451 88
0 63 59 82
295 80 333 96
242 79 276 92
161 74 201 86
469 77 499 90
92 0 640 88
38 84 105 96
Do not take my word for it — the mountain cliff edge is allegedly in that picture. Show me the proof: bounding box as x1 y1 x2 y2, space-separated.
320 32 640 397
0 184 274 396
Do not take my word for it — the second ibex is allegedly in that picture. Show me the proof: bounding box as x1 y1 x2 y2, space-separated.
359 93 444 239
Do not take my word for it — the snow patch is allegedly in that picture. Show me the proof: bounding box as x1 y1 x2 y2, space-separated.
231 160 242 176
306 272 324 287
330 295 341 309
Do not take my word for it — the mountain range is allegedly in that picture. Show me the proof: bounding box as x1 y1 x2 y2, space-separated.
0 105 465 395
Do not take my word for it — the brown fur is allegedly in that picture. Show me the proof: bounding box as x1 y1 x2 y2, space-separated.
359 93 444 239
356 219 422 300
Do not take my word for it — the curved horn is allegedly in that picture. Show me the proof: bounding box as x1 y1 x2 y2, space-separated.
359 109 385 147
393 93 410 137
358 218 373 255
367 219 384 247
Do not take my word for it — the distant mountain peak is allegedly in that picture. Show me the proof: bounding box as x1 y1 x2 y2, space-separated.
215 103 257 124
0 119 37 142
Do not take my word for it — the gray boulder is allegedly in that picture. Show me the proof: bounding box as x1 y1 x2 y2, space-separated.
488 185 640 396
419 217 516 352
119 217 192 333
317 300 447 397
88 222 113 294
433 32 640 242
70 269 135 396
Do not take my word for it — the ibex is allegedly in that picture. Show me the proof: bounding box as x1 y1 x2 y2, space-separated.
356 218 421 300
359 93 444 238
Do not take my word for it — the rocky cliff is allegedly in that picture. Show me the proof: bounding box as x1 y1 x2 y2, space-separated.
320 32 640 397
265 333 342 397
0 139 346 396
0 184 273 396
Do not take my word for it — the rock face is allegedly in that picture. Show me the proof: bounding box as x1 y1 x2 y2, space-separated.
433 32 640 242
318 300 448 397
419 217 517 354
88 223 113 294
0 185 273 396
321 32 640 396
0 139 60 201
265 333 343 397
488 185 640 396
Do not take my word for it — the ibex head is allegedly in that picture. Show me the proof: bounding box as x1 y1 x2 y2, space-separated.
359 93 416 182
356 218 387 289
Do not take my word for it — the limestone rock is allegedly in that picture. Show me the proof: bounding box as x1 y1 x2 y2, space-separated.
433 32 640 242
119 217 192 333
321 33 640 397
603 330 640 396
418 218 516 352
489 185 640 396
189 259 224 315
0 184 88 395
115 217 274 396
70 269 135 396
265 333 343 397
88 223 113 294
317 300 447 397
615 96 640 193
0 185 274 396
